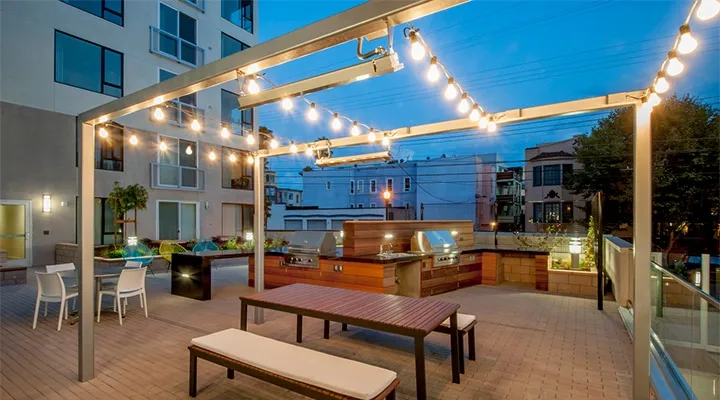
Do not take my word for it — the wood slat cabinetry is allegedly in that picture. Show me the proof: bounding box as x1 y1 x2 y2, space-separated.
420 254 482 297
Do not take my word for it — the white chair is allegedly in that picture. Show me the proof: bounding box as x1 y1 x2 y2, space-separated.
45 262 76 273
97 267 148 325
124 261 142 268
33 272 78 331
46 263 78 309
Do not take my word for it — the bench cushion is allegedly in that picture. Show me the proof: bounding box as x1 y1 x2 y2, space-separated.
440 313 476 330
191 329 396 400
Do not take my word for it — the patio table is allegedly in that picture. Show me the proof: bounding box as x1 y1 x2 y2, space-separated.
239 283 461 400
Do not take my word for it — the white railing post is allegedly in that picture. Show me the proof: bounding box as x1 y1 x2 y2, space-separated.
253 156 265 324
700 254 710 346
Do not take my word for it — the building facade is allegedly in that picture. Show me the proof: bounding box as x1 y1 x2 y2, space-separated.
301 154 502 230
0 0 259 266
495 167 524 231
524 137 587 233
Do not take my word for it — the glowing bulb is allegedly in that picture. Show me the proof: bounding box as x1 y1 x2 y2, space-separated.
305 147 313 157
444 78 458 100
98 127 109 138
246 134 256 145
478 113 489 129
654 73 669 94
247 155 255 164
281 98 293 110
208 150 216 161
290 142 298 153
381 135 390 146
331 113 342 131
191 119 201 132
469 104 480 122
666 51 684 76
185 145 193 155
487 120 497 133
648 91 661 107
247 77 260 94
410 34 425 61
229 153 237 163
153 107 165 121
350 122 360 136
159 141 167 151
427 57 440 82
99 116 108 123
368 129 376 143
696 0 720 20
129 135 138 145
457 94 470 114
307 103 318 121
270 139 279 149
677 25 697 55
220 127 230 138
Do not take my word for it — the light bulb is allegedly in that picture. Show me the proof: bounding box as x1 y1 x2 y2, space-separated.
368 129 376 143
98 127 109 138
159 141 167 151
185 145 193 155
331 113 342 131
305 147 313 157
208 151 216 161
427 56 440 82
469 104 480 122
444 78 458 100
350 122 360 136
247 77 260 94
153 107 165 121
229 153 237 163
677 25 697 55
457 94 470 114
478 113 489 129
381 135 390 147
270 138 279 149
648 91 661 107
666 51 684 76
220 127 230 138
654 73 669 94
487 120 497 133
129 135 138 145
290 142 298 153
246 134 256 145
696 0 720 20
191 119 201 132
307 103 318 121
247 155 255 164
410 34 426 61
281 98 293 110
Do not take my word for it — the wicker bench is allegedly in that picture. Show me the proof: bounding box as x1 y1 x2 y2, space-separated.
189 329 399 399
434 313 476 374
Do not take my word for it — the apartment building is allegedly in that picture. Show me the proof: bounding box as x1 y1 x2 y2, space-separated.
0 0 259 266
495 167 524 231
302 154 503 230
524 137 587 232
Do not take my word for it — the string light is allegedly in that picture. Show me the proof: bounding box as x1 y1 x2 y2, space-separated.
153 107 165 121
427 56 440 82
648 90 661 107
99 116 108 123
290 142 298 153
247 155 255 164
469 104 480 122
98 127 109 138
307 103 319 121
191 119 201 132
696 0 720 20
457 93 470 114
665 51 684 76
129 134 138 145
281 98 293 110
247 76 260 94
444 78 458 100
478 112 489 129
270 138 279 149
208 150 216 161
305 147 313 157
487 119 497 133
409 31 425 61
677 25 698 54
381 135 390 147
185 145 193 155
220 127 230 138
159 141 168 151
331 113 342 131
246 134 256 145
368 128 376 143
654 72 669 94
229 153 237 163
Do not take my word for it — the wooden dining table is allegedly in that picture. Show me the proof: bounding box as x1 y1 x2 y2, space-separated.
239 283 461 400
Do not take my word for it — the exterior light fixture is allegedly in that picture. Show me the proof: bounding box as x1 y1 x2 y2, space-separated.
290 142 298 153
384 233 394 239
696 0 720 20
153 107 165 121
185 145 193 155
247 76 260 94
451 230 458 236
469 104 480 122
129 134 138 145
381 135 390 147
247 155 255 164
383 190 391 200
245 232 254 242
350 121 361 136
246 134 256 145
128 236 138 246
209 150 217 161
159 141 168 151
307 103 319 121
569 237 582 270
181 273 190 278
648 90 661 107
409 31 426 61
98 115 109 123
457 93 470 113
654 72 669 94
487 119 498 133
368 128 377 143
191 119 201 132
269 138 279 149
444 77 458 100
221 127 230 138
331 113 342 131
98 127 109 138
315 151 391 167
478 112 489 129
305 147 313 157
427 56 440 82
229 153 237 163
677 25 697 55
42 194 51 213
665 51 684 76
281 98 293 110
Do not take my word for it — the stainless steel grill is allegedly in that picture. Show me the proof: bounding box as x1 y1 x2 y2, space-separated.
284 231 337 268
411 230 460 267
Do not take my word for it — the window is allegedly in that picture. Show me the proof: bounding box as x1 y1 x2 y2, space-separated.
532 166 542 187
326 181 331 190
386 178 393 192
370 202 376 208
331 220 345 230
370 179 377 193
357 180 364 194
221 33 249 57
95 124 123 171
285 220 302 230
544 202 560 223
532 203 543 223
403 177 411 192
357 204 363 209
158 3 198 65
295 194 299 202
158 136 198 188
158 201 197 240
543 164 561 186
562 164 574 186
349 204 354 208
55 31 123 97
222 0 253 33
159 69 199 125
221 203 253 237
307 220 327 230
221 147 253 189
404 202 411 208
94 198 118 245
221 89 252 134
562 202 574 223
61 0 123 25
350 180 355 194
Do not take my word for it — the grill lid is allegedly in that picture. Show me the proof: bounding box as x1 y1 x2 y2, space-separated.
287 231 336 255
411 230 459 254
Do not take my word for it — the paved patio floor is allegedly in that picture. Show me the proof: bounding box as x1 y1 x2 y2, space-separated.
0 264 633 399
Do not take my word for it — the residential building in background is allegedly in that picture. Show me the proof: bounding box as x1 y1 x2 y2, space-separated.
0 0 258 265
274 188 303 206
301 154 503 230
524 137 587 233
495 167 524 231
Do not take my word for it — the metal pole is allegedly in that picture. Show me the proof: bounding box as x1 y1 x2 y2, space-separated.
77 121 95 381
596 192 604 311
700 253 709 346
253 156 265 324
632 103 651 400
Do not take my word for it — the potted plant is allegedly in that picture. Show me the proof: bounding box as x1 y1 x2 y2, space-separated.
108 182 149 245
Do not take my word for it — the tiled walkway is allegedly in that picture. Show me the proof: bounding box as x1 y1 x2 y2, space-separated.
0 265 633 399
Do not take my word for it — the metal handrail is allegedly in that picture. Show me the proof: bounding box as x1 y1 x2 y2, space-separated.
651 261 720 307
149 26 205 67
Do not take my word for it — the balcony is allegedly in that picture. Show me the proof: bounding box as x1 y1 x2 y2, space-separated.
162 99 205 128
150 163 206 191
180 0 205 12
150 26 205 68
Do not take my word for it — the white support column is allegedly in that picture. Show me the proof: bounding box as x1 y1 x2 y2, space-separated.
78 121 95 381
632 103 651 400
700 254 710 346
253 156 265 324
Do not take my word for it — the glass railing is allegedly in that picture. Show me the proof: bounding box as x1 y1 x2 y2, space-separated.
163 99 205 128
149 26 205 67
650 261 719 399
150 163 206 191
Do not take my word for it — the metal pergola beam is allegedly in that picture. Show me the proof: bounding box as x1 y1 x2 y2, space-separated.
77 0 467 124
259 91 645 157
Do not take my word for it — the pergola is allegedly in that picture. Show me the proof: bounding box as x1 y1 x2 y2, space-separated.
75 0 655 398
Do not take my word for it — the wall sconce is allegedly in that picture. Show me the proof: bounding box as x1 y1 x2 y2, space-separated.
128 236 138 246
181 273 190 278
204 201 210 210
384 233 394 239
42 194 52 213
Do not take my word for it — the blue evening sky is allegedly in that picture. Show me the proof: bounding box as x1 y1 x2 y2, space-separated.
254 1 719 190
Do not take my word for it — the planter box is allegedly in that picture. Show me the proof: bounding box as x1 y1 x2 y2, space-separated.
0 266 27 286
548 269 598 297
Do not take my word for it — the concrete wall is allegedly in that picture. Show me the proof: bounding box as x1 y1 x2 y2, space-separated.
604 235 633 307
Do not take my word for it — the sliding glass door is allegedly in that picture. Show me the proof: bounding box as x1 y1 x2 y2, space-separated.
157 201 197 240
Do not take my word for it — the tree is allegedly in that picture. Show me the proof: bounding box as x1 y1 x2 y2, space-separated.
566 95 719 261
107 182 149 244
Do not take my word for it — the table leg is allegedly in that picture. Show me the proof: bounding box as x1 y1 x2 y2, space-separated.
323 320 330 339
450 312 460 384
240 301 248 331
189 351 197 397
342 323 348 331
296 315 303 343
415 336 426 400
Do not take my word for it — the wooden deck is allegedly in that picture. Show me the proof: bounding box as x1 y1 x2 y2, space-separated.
1 265 633 399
